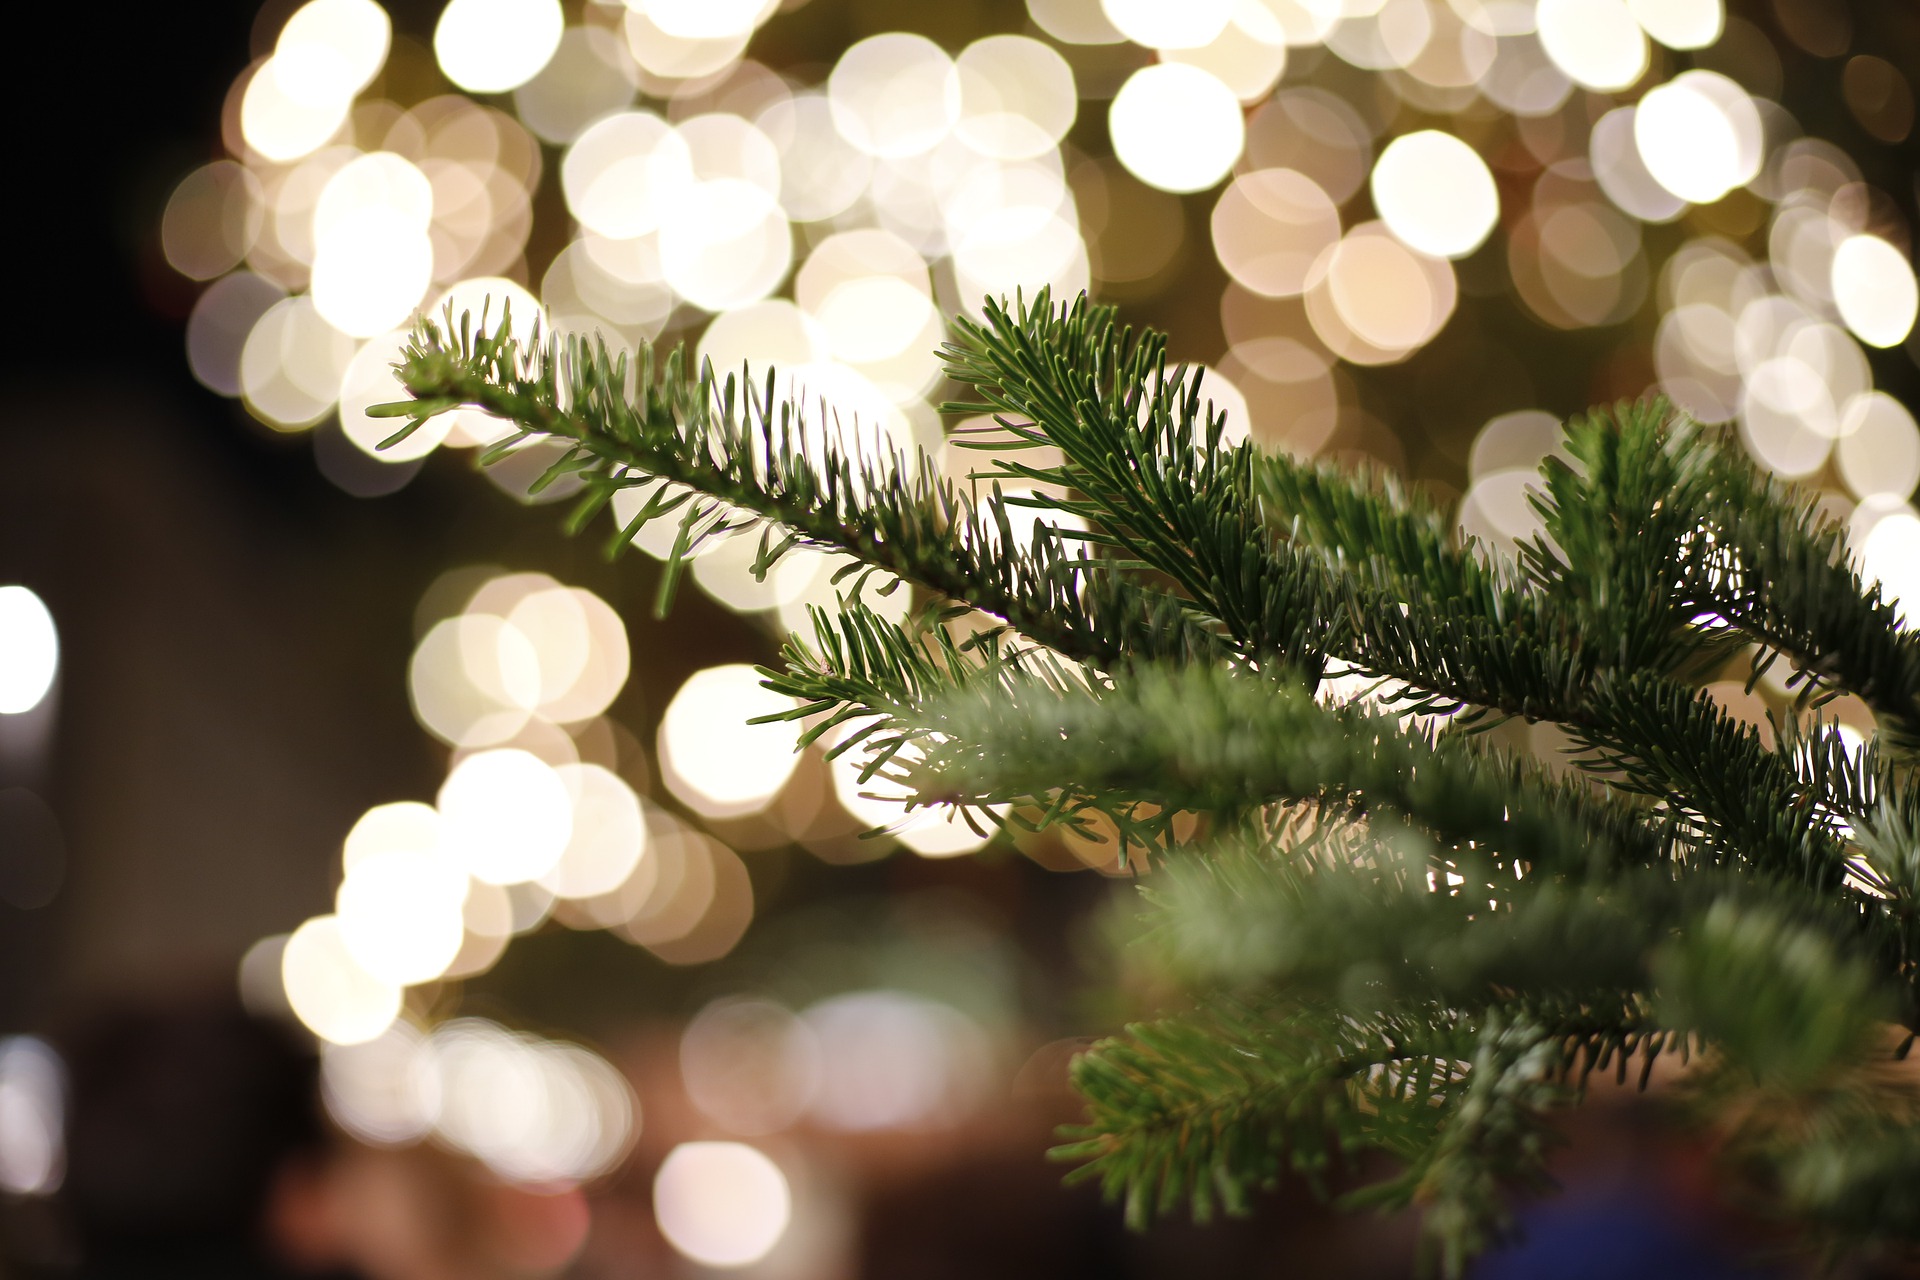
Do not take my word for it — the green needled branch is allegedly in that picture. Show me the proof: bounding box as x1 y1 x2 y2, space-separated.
379 289 1920 1275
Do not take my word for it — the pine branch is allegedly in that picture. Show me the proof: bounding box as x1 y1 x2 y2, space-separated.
375 306 1212 671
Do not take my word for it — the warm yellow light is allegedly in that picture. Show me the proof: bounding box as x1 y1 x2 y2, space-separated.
1862 513 1920 629
1633 72 1762 206
334 848 469 986
438 748 575 885
636 0 771 40
954 36 1077 161
1160 16 1288 103
239 296 358 429
274 0 390 107
1536 0 1648 91
538 764 647 900
342 801 443 874
1832 235 1919 349
434 0 563 94
1369 131 1498 259
1211 169 1340 298
281 915 402 1045
659 180 793 312
827 34 961 160
240 57 351 163
1108 63 1244 194
654 1143 791 1268
562 111 694 241
1627 0 1721 49
339 332 455 462
0 588 58 716
658 665 801 819
1837 392 1920 501
1100 0 1232 49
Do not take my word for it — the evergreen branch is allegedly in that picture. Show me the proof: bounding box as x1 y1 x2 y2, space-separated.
377 307 1212 670
904 660 1665 876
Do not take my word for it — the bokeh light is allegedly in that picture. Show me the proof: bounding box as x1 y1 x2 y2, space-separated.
0 587 58 716
434 0 563 93
438 748 574 885
1108 63 1244 194
1369 131 1498 259
654 1142 792 1268
281 914 403 1045
658 664 801 819
0 1038 64 1197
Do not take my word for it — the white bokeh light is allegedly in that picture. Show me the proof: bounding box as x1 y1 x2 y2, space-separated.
658 665 802 819
1633 72 1762 206
434 0 563 94
438 748 575 885
654 1142 792 1269
0 587 58 716
1832 235 1919 349
1108 63 1245 194
1370 131 1498 259
282 915 403 1045
1536 0 1648 92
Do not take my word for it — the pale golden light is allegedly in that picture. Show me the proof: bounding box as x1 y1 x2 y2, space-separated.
1369 130 1499 259
1109 63 1245 194
433 0 563 94
281 915 403 1045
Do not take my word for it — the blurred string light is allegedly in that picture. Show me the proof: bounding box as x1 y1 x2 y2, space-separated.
0 1037 64 1197
0 587 58 716
654 1141 791 1268
178 0 1920 897
321 1016 635 1186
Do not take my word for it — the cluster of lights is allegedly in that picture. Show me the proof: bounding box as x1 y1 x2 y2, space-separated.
321 1015 634 1186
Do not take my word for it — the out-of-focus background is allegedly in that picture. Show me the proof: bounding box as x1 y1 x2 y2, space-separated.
1 0 1917 1275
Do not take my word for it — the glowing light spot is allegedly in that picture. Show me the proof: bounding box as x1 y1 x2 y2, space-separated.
659 179 793 311
621 10 747 80
955 36 1077 161
803 992 989 1130
1536 0 1648 92
1026 0 1125 45
427 1019 636 1185
1627 0 1721 49
538 764 647 900
240 296 358 430
658 665 801 819
680 999 820 1136
435 0 563 94
0 1038 64 1197
654 1142 791 1268
1832 235 1919 348
638 0 769 40
274 0 390 107
162 162 265 281
1633 71 1763 206
311 154 436 337
512 26 639 146
1370 131 1498 259
1109 63 1244 194
320 1020 436 1145
282 915 403 1045
240 57 351 163
409 614 540 747
0 588 58 716
438 749 574 885
1160 15 1289 103
1837 391 1920 501
1099 0 1232 49
1863 513 1920 629
563 111 694 241
335 847 468 986
343 801 443 874
1315 223 1457 354
1589 107 1686 223
756 94 872 223
339 332 454 463
828 34 962 160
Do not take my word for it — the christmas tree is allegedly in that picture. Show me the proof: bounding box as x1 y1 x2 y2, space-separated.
376 289 1920 1274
